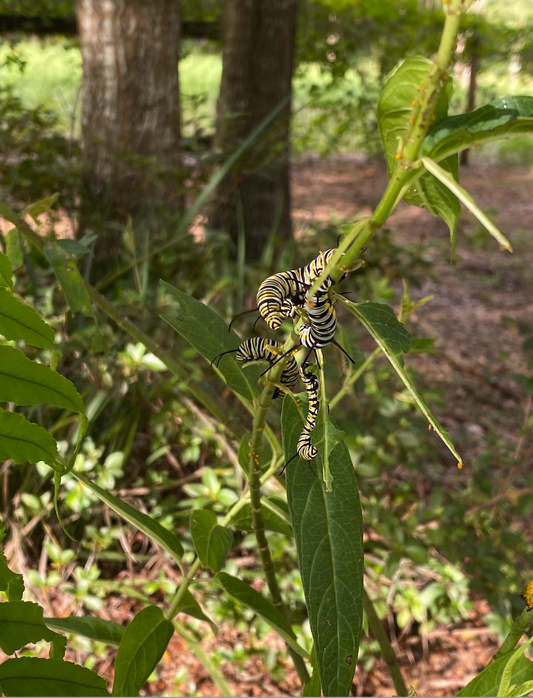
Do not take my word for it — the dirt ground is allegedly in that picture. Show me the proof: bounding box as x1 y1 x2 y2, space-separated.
147 158 533 697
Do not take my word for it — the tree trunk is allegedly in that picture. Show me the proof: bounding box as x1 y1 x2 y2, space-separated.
210 0 298 262
77 0 181 262
460 33 479 167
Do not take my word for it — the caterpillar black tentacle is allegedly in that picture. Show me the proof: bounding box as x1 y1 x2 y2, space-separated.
235 338 298 398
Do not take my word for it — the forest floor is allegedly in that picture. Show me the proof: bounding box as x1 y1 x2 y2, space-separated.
6 158 532 697
148 158 533 697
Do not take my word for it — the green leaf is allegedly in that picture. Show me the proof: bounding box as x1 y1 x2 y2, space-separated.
215 572 308 659
0 346 85 414
0 408 60 469
231 501 293 537
0 657 110 696
112 606 174 697
421 156 513 252
302 644 321 697
316 373 346 492
422 96 533 162
43 243 96 319
22 193 60 223
0 602 62 655
176 589 217 635
49 633 67 660
405 154 460 242
71 473 183 564
408 338 436 354
499 638 533 697
377 55 459 236
44 616 126 647
0 549 24 601
282 397 363 697
6 229 23 268
457 648 533 697
349 301 412 355
0 288 55 349
341 299 463 466
160 282 261 400
0 251 13 290
190 510 233 573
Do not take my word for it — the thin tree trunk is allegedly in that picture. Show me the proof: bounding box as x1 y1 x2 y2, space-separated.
210 0 298 262
77 0 181 262
460 33 479 167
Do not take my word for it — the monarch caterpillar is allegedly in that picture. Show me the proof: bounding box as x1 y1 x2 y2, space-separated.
296 362 320 460
281 362 320 475
256 269 308 330
212 338 298 398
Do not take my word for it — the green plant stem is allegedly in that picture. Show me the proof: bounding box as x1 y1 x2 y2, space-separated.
248 386 309 685
173 621 233 697
363 588 408 696
329 347 381 411
166 558 202 621
305 0 466 296
492 607 533 662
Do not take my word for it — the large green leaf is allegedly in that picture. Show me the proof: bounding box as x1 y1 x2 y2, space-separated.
0 657 110 696
160 282 261 400
0 288 55 349
112 606 174 697
190 510 233 573
341 299 463 466
0 346 85 414
72 473 183 563
0 408 60 469
377 55 459 236
44 616 125 647
0 251 13 290
456 647 533 697
0 602 61 655
282 397 363 697
422 96 533 162
0 549 24 601
215 572 308 659
43 243 96 319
